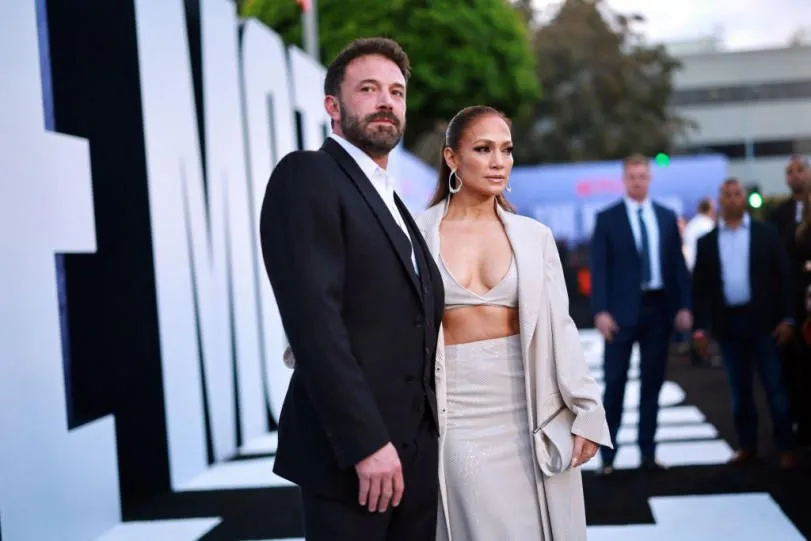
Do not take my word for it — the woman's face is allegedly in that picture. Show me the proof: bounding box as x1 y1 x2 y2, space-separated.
445 115 513 197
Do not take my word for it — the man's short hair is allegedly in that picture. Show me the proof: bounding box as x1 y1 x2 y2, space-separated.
789 154 809 166
622 153 650 169
697 197 713 214
721 176 742 190
323 37 411 98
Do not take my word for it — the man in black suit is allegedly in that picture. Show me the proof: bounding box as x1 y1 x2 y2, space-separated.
589 154 693 475
259 38 444 540
769 156 808 239
768 155 811 446
693 178 797 469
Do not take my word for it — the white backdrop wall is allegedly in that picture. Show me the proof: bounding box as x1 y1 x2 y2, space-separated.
0 1 437 539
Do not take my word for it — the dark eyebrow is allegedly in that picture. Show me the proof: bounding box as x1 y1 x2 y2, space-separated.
357 79 405 90
472 139 513 146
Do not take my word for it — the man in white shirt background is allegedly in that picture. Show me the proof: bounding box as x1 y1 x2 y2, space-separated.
683 197 716 272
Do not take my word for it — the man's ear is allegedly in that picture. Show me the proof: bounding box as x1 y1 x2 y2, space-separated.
324 95 340 124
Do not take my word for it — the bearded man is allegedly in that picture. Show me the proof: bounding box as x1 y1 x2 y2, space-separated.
259 37 445 541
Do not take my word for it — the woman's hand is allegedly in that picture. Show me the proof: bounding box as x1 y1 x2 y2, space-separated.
571 436 598 468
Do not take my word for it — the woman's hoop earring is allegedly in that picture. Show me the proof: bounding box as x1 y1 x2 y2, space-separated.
449 169 462 194
505 180 512 193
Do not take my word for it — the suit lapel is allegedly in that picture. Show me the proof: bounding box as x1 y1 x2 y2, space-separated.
499 207 542 359
615 203 640 259
707 228 721 282
748 221 760 285
322 139 423 302
654 204 668 265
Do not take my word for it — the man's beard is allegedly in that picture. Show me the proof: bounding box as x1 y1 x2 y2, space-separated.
339 104 404 157
790 180 807 195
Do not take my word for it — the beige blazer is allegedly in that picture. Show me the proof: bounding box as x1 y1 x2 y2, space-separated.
415 200 611 541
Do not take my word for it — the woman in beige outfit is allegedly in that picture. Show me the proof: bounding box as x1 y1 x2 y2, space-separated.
415 106 611 541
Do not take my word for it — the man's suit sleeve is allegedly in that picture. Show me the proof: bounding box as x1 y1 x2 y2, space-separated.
259 152 389 469
589 212 609 316
766 203 785 236
692 237 711 331
768 225 795 322
670 213 692 310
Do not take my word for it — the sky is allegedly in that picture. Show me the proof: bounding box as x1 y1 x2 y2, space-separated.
533 0 811 51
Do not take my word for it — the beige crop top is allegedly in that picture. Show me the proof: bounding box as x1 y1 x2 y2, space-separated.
439 253 519 310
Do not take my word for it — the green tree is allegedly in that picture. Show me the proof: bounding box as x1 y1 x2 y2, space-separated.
241 0 540 162
513 0 695 165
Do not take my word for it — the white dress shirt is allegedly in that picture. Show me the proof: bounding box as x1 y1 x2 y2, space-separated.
623 197 663 290
683 213 716 271
329 133 418 273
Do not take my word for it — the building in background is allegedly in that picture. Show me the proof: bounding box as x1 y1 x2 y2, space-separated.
669 42 811 195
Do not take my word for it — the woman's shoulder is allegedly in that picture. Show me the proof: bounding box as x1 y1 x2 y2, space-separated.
503 209 553 240
414 202 445 229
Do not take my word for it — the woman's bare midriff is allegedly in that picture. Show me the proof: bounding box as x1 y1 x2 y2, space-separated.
442 305 520 346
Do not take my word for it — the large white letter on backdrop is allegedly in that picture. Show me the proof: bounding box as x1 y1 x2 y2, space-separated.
199 0 267 450
133 0 237 486
288 46 330 150
0 3 120 540
238 19 298 421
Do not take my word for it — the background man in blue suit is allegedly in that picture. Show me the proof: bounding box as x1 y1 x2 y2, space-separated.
589 154 693 475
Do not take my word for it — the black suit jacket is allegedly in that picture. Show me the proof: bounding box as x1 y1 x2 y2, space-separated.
589 201 691 327
692 218 793 339
770 198 805 319
259 138 444 499
768 198 799 240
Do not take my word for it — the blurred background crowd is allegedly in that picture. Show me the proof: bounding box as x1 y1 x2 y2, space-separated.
238 0 811 327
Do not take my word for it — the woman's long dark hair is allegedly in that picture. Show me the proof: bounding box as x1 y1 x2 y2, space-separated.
427 105 516 212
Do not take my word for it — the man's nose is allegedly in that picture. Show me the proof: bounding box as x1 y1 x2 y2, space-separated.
377 91 394 109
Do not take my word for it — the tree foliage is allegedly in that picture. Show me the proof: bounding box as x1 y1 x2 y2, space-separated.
513 0 695 165
241 0 540 157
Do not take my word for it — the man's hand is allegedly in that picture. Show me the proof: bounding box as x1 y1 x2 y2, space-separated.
675 309 693 332
595 312 619 342
772 320 793 346
571 436 598 468
354 442 403 513
692 329 709 358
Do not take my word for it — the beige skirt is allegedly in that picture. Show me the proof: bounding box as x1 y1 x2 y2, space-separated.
439 334 546 541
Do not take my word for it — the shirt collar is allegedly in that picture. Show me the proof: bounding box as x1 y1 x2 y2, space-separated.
624 196 651 213
329 133 395 190
719 212 750 230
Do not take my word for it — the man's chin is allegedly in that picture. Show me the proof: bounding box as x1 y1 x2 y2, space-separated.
361 136 401 155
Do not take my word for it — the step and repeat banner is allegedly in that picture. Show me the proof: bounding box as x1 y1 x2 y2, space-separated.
509 155 727 247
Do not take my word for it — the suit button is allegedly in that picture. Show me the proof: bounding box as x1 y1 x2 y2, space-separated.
414 317 424 328
424 346 430 355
